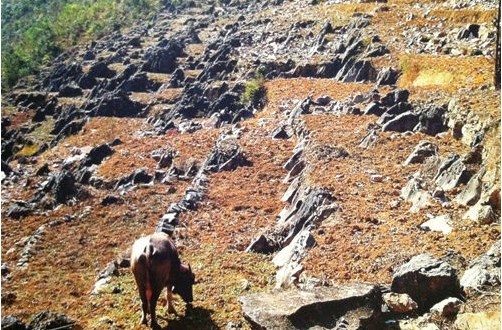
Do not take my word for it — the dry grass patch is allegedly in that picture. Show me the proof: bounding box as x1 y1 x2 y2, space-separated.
147 72 171 84
156 88 183 101
181 131 293 250
185 44 205 58
97 127 219 181
4 109 34 129
301 113 499 284
129 92 155 104
1 184 188 328
108 63 127 74
398 54 494 91
184 70 202 79
430 9 498 24
39 117 149 165
57 97 87 107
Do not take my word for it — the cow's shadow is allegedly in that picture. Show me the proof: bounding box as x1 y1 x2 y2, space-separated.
159 305 218 330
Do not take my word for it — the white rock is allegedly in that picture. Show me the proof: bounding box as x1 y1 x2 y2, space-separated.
430 297 462 317
383 292 418 313
420 215 452 235
91 277 111 295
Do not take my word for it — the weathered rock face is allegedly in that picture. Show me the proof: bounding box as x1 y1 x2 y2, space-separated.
142 40 184 74
404 141 438 165
27 311 74 330
460 240 501 293
382 292 418 314
239 284 382 329
391 254 462 311
434 154 470 191
430 297 463 317
401 176 431 212
1 315 26 330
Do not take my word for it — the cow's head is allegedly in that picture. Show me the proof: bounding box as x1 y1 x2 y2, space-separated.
173 263 195 303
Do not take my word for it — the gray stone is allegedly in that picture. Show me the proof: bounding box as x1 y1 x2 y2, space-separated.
404 141 438 165
376 67 399 86
434 155 470 191
430 297 463 317
391 254 461 311
364 102 384 116
359 127 379 149
460 240 500 292
401 177 431 212
382 111 419 132
455 167 485 206
463 203 497 224
420 215 452 235
273 229 315 288
239 284 382 329
206 138 250 172
382 292 418 313
313 95 332 106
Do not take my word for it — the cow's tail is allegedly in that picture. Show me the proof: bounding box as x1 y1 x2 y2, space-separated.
137 242 155 313
143 242 157 311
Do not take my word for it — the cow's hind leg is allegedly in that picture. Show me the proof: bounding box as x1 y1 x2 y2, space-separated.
149 289 162 329
166 287 177 315
139 288 148 325
133 271 149 325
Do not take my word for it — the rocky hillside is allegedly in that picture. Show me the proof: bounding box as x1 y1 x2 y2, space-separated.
1 0 500 329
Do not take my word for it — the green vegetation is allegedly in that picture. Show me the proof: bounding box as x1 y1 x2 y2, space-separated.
1 0 162 89
241 74 266 107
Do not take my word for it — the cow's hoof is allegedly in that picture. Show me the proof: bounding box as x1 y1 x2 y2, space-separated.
140 317 147 325
151 321 161 330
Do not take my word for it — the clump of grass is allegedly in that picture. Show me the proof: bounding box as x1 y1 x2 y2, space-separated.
16 143 39 157
241 75 266 107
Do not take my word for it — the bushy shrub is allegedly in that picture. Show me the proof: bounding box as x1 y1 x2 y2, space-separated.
241 77 266 107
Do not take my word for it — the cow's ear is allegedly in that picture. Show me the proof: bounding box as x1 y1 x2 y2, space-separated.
188 263 192 273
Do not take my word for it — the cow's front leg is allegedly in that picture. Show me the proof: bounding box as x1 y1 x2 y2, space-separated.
166 287 177 315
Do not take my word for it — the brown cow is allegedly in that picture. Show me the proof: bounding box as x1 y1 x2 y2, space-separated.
131 232 195 329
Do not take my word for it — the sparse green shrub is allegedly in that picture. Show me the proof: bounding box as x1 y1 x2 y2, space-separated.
241 77 266 107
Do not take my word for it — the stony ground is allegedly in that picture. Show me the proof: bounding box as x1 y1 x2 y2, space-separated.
1 0 500 329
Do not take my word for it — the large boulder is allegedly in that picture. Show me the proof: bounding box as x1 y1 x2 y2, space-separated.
455 166 485 206
404 141 438 165
391 254 461 311
239 284 382 329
